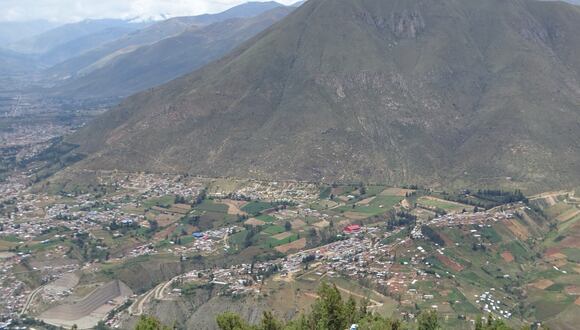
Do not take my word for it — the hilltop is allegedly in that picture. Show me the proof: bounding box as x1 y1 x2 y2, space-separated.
64 0 580 191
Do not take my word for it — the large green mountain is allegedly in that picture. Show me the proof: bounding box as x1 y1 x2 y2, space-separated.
66 0 580 191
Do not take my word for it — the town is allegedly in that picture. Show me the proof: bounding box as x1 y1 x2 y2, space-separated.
1 165 567 330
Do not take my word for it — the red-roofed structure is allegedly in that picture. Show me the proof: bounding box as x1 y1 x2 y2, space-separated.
343 224 361 234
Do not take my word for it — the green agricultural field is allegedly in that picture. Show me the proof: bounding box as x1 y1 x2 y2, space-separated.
242 201 273 215
503 241 532 262
262 225 285 235
481 226 503 243
361 185 388 197
529 268 566 282
562 248 580 263
459 271 496 288
195 211 238 230
194 199 228 213
261 233 299 248
189 200 240 229
447 288 480 314
530 290 575 320
228 230 248 248
545 283 566 292
256 214 276 223
142 195 175 209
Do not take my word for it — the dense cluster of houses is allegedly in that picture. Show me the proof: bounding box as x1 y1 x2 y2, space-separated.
0 253 29 318
226 180 319 202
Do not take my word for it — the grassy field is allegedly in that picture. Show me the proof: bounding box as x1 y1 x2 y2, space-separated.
529 289 575 320
417 196 472 213
480 226 502 243
261 233 298 248
256 214 276 223
262 225 285 235
562 248 580 262
241 201 273 215
187 199 240 230
228 230 247 247
195 199 229 213
503 241 532 262
142 195 175 209
447 288 480 314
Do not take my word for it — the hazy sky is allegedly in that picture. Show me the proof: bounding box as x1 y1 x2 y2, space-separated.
0 0 296 23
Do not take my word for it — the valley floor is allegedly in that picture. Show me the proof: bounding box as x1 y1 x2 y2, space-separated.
0 168 578 329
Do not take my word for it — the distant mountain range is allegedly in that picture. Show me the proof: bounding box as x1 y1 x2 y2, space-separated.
0 1 292 72
66 0 580 192
52 7 293 99
43 2 291 97
8 19 150 61
0 20 59 46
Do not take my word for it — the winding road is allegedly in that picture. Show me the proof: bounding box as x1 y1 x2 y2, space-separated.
20 285 45 316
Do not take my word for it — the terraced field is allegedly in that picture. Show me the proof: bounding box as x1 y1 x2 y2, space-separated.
40 280 132 328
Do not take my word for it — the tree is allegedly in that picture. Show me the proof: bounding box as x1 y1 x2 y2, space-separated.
418 310 440 330
284 221 292 232
344 296 357 325
134 315 171 330
261 311 283 330
308 282 346 330
216 312 252 330
148 220 159 233
358 297 370 320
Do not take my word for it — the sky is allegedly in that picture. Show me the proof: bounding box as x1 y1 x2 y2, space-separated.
0 0 296 23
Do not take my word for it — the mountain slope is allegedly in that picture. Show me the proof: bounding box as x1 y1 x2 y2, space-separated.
185 1 284 25
54 7 293 99
47 2 286 81
38 26 142 65
0 48 37 75
0 21 59 46
67 0 580 191
9 19 147 55
45 18 202 78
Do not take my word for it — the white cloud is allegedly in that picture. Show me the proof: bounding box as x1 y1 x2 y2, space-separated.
0 0 296 23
